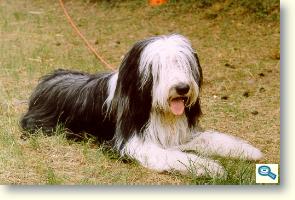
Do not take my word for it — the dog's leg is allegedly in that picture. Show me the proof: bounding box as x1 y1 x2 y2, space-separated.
121 135 226 178
178 131 263 160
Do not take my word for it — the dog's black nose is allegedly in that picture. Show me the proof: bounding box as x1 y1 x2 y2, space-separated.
175 83 190 95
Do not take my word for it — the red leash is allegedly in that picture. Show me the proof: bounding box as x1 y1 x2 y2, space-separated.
58 0 115 71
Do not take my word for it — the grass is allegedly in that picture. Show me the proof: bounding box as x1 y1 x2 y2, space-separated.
0 0 280 184
180 157 257 185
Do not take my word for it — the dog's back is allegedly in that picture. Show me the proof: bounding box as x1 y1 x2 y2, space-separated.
20 69 115 141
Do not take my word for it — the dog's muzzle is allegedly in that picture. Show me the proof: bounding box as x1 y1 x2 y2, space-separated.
169 83 190 116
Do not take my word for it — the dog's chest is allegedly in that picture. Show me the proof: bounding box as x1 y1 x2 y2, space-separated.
146 112 192 148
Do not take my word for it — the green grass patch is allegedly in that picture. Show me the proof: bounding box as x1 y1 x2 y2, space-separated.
46 167 64 185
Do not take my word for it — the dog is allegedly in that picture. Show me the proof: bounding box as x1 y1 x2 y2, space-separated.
20 34 262 178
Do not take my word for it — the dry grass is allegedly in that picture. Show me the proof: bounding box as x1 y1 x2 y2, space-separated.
0 0 280 184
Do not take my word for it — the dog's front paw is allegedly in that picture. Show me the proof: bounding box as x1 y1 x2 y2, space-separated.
240 144 263 160
185 155 226 179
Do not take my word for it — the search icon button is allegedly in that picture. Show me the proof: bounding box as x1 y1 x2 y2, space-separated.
258 165 277 180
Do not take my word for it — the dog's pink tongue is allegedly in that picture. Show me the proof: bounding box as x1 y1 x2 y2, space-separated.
170 99 185 116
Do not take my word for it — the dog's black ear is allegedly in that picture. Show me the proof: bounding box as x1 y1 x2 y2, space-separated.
111 40 153 148
185 52 203 128
193 52 203 88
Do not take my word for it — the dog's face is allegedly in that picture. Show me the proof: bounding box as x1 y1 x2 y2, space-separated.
139 34 202 116
111 34 203 142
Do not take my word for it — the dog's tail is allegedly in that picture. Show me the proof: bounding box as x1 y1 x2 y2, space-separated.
20 113 39 133
20 109 57 138
19 113 39 140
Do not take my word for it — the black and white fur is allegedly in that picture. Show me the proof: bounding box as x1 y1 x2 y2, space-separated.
21 34 262 178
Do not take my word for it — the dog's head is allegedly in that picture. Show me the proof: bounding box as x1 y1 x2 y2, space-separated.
112 34 202 145
138 34 202 117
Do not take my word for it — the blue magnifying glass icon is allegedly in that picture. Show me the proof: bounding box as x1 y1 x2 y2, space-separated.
258 166 277 180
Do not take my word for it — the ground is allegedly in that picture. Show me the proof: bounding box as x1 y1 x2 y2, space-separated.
0 0 280 184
